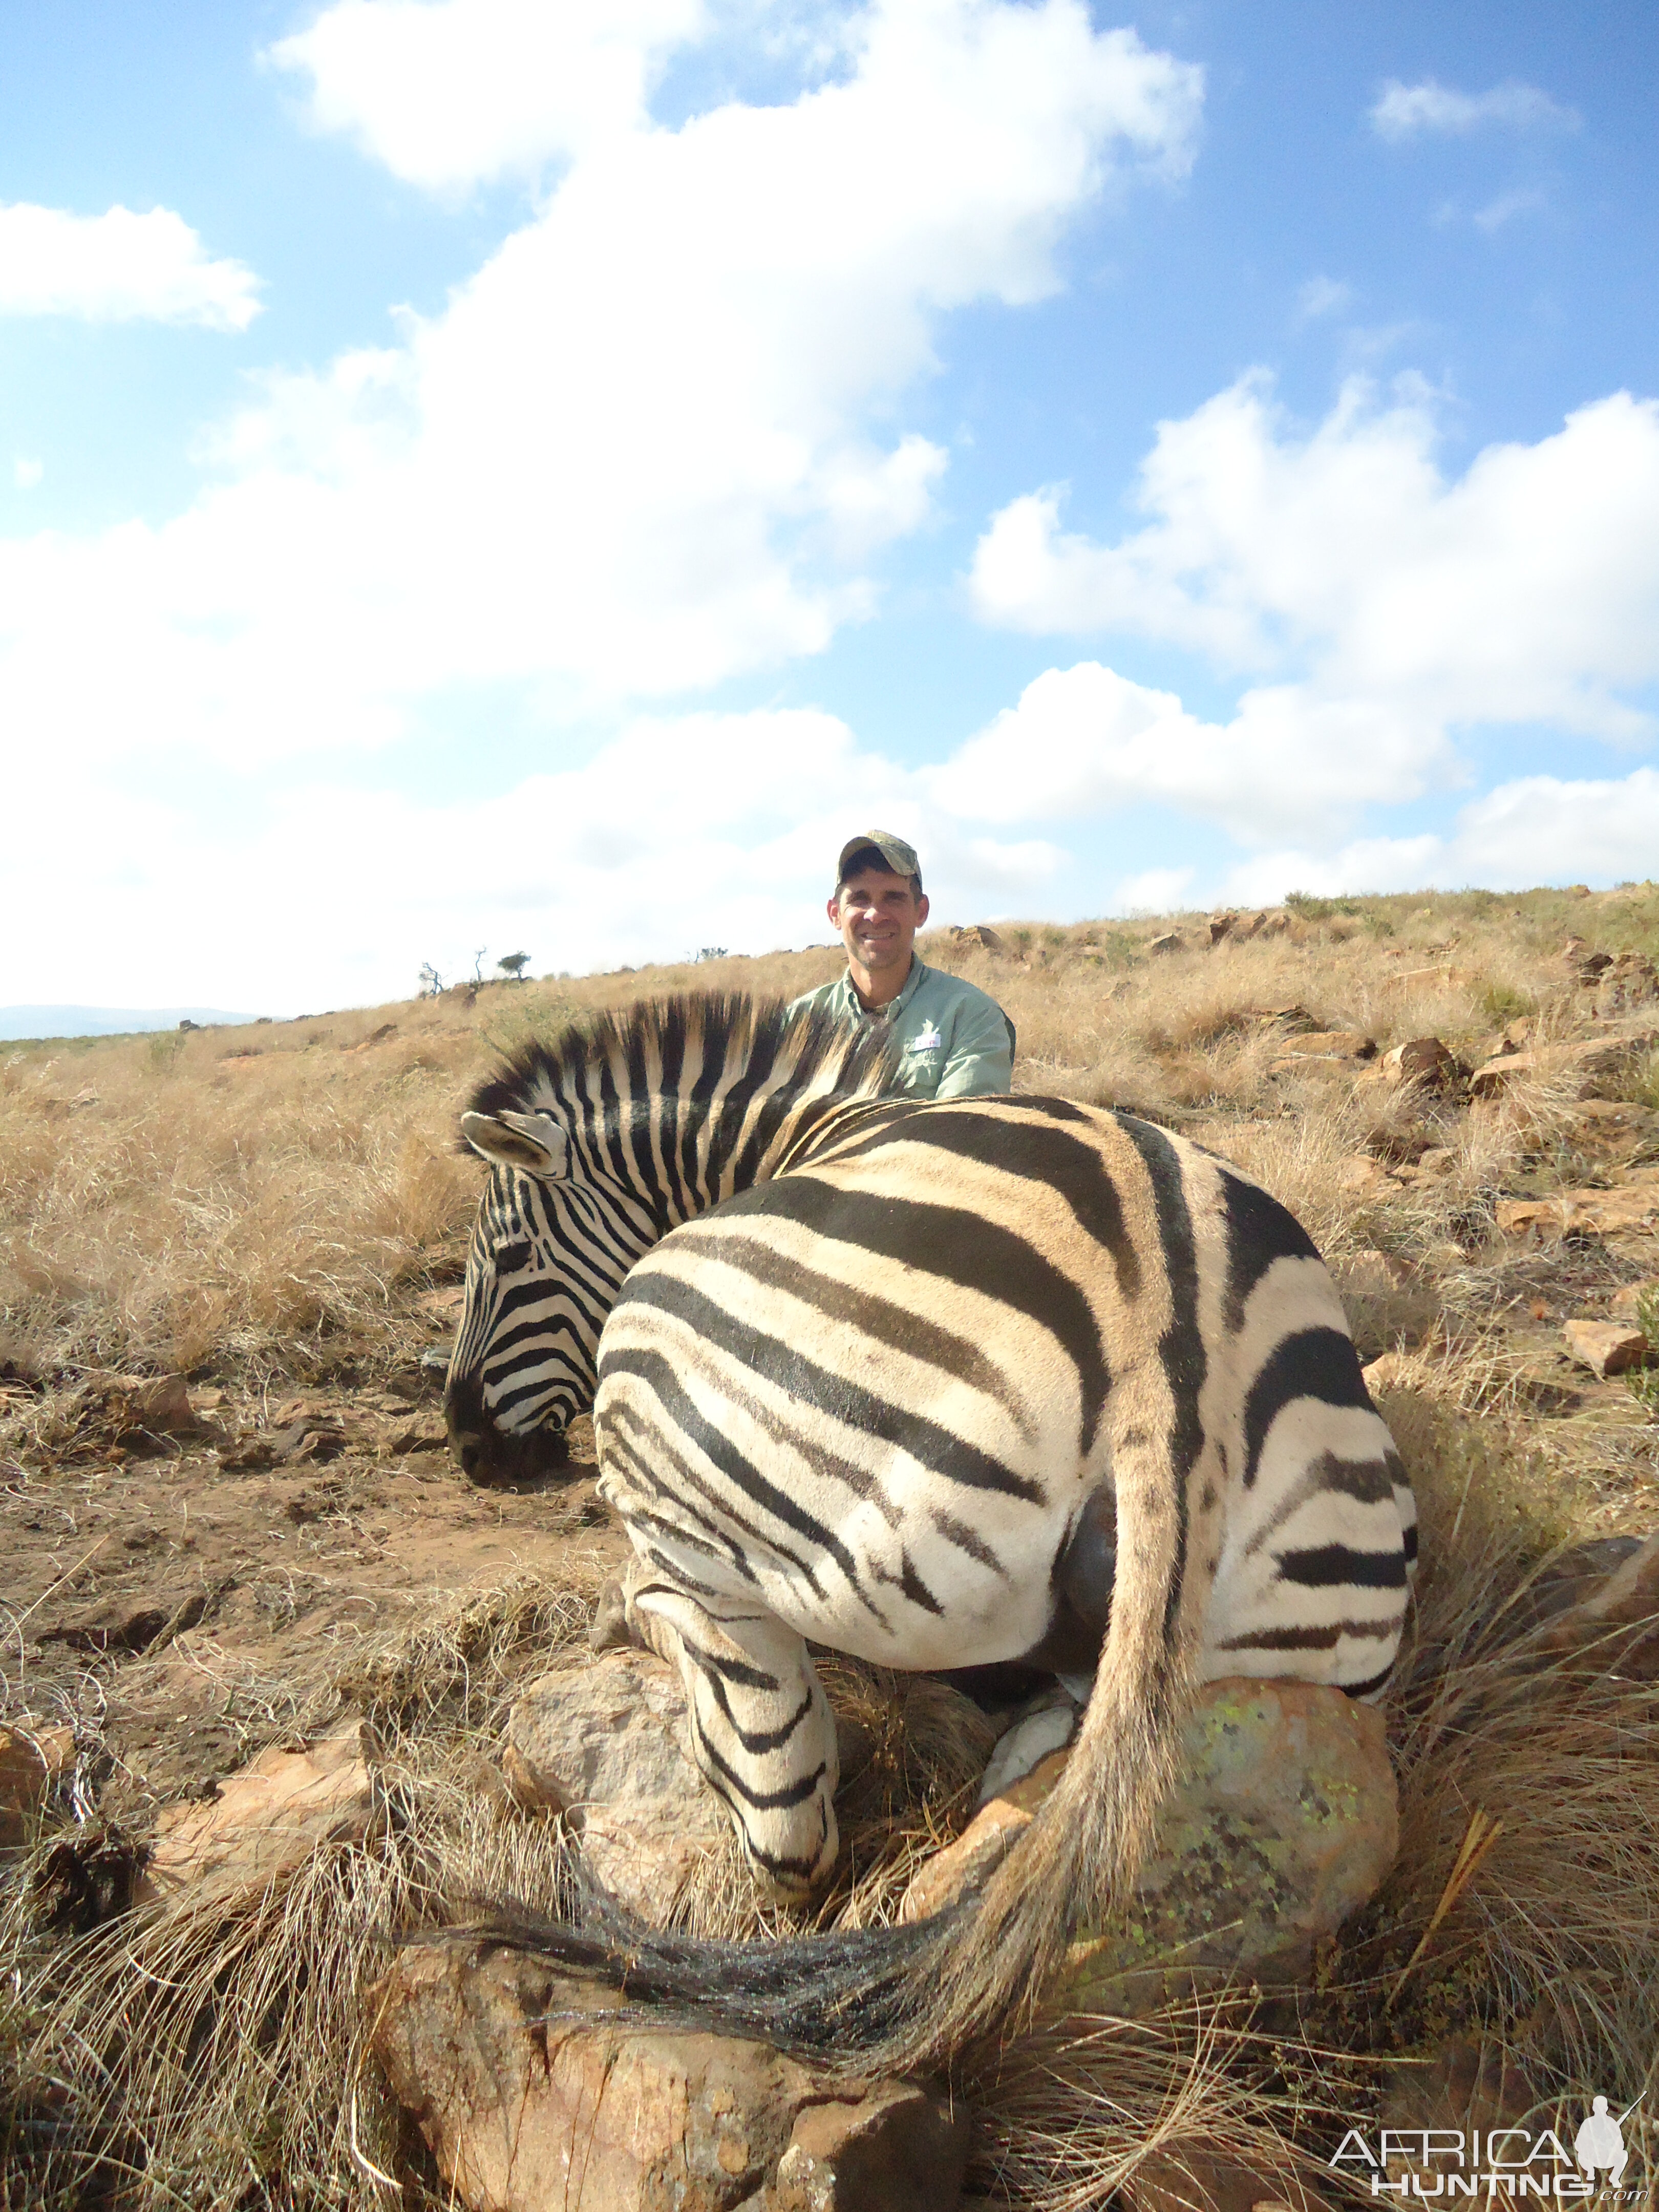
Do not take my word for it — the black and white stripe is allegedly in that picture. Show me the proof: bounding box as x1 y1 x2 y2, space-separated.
451 992 1416 2061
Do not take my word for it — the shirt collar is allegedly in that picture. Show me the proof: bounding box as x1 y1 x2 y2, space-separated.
840 955 927 1022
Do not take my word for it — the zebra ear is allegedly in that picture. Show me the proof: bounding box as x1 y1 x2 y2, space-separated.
460 1110 570 1179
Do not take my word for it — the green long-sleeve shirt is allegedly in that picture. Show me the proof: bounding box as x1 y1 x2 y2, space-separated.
787 957 1014 1099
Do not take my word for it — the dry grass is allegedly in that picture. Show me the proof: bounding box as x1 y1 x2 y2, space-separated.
5 880 1659 2205
11 1390 1659 2208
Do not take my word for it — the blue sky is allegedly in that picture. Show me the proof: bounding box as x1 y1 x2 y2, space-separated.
4 0 1658 1014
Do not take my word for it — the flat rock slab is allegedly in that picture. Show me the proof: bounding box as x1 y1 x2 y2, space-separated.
1496 1169 1659 1241
1471 1031 1658 1099
134 1719 381 1910
903 1680 1396 2016
371 1944 969 2212
1563 1319 1650 1377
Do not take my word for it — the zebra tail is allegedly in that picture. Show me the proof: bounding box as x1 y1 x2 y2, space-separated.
448 1401 1203 2074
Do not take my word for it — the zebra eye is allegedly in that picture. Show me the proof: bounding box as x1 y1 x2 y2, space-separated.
491 1240 534 1274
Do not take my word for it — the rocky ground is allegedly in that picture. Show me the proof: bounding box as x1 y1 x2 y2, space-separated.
4 882 1659 2207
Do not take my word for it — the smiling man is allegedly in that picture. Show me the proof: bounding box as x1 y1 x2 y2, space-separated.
788 832 1015 1099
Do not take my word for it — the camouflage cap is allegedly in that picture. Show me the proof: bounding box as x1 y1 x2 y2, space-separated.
836 831 922 888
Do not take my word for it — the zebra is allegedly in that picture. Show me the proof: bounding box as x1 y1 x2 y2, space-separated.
447 990 1416 2067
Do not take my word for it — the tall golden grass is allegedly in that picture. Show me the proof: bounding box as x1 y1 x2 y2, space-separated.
5 880 1651 1386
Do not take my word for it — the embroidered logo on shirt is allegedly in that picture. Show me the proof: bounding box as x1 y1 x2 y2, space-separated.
911 1024 943 1052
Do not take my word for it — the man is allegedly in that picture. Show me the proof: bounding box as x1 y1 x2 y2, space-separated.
788 832 1014 1098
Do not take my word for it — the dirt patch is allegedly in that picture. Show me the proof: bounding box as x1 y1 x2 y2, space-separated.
2 1384 624 1821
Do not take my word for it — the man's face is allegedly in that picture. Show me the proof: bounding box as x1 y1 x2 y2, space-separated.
828 867 929 977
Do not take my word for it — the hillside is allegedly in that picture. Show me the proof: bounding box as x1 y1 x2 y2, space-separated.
3 880 1658 2205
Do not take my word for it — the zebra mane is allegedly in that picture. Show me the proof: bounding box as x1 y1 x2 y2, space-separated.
463 989 896 1126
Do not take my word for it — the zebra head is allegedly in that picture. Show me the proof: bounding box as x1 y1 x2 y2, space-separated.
445 1103 658 1484
443 992 895 1485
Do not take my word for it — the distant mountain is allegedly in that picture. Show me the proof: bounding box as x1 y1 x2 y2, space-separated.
0 1006 260 1042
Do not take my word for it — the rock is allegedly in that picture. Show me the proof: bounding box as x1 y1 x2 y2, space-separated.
950 924 1009 957
1611 1279 1659 1321
1562 1319 1651 1378
1523 1537 1645 1626
771 2082 970 2212
1335 1156 1388 1196
134 1719 381 1910
901 1749 1071 1923
1532 1532 1659 1671
1147 932 1183 955
1207 913 1237 946
370 1944 968 2212
1338 1249 1409 1298
1275 1031 1376 1061
1596 956 1658 1017
1416 1147 1455 1176
1372 1036 1458 1090
503 1651 732 1922
1361 1353 1414 1393
0 1724 73 1849
1495 1169 1659 1240
1258 909 1292 937
902 1681 1396 2016
1470 1031 1658 1098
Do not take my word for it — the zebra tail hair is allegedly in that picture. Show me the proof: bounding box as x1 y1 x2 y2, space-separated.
443 1397 1204 2075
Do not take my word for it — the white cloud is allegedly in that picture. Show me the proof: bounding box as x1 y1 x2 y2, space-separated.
0 706 1066 1009
1471 186 1546 233
267 0 707 190
1219 769 1659 907
928 662 1456 845
1114 865 1194 913
0 203 262 329
12 457 42 491
0 0 1202 774
970 377 1659 743
1295 275 1351 323
1369 77 1579 142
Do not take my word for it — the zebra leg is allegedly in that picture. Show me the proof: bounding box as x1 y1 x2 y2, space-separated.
623 1574 840 1901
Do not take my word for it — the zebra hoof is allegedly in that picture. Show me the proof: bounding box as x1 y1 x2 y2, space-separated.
588 1579 633 1653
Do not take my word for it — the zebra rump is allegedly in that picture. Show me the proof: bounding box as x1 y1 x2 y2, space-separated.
445 992 1415 2071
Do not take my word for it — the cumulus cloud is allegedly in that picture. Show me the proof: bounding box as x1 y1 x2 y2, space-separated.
267 0 707 189
0 705 1067 1009
1369 77 1579 141
0 203 262 329
928 662 1457 846
1219 769 1659 908
0 0 1202 776
970 377 1659 743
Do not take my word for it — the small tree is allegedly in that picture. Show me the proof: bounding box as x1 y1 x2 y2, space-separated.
498 951 530 982
472 945 488 984
417 962 443 998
